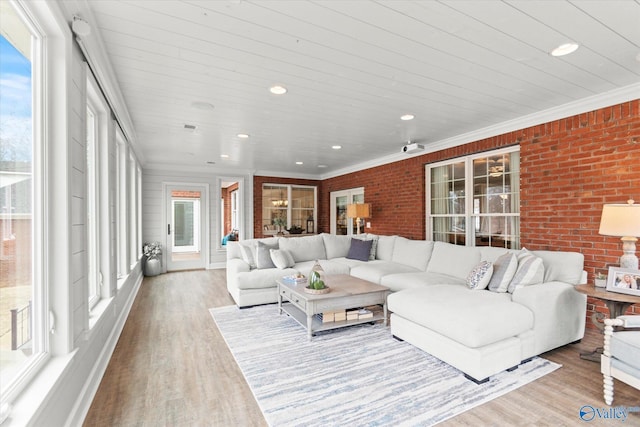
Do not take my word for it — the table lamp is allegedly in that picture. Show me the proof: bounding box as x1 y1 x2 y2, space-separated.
598 199 640 269
346 203 371 235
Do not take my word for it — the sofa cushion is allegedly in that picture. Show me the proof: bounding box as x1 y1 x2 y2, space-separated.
321 233 352 259
374 235 396 261
350 261 418 284
239 243 257 269
391 237 434 271
508 253 544 292
347 238 373 261
381 272 466 292
235 267 297 290
427 242 481 280
270 249 295 269
467 261 493 290
279 234 326 262
532 250 584 284
488 252 518 293
388 286 534 348
256 241 278 269
294 259 350 276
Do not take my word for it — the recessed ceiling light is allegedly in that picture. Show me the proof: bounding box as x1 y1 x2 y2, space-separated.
220 154 229 159
332 145 342 150
550 43 579 57
317 165 327 168
237 133 250 139
191 101 215 110
400 114 415 121
270 85 288 95
295 161 303 165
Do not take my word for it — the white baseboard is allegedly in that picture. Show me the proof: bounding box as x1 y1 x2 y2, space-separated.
209 262 226 269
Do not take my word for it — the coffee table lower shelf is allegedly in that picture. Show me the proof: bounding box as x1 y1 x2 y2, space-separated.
280 302 385 338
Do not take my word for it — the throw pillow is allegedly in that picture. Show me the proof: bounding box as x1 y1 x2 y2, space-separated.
270 249 295 269
354 235 379 260
346 238 373 262
239 243 256 269
255 241 279 269
508 255 545 292
466 261 494 290
488 253 518 293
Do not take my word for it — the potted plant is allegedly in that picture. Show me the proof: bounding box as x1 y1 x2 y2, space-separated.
595 271 607 288
272 216 286 235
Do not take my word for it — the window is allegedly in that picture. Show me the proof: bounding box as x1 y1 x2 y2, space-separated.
230 190 238 231
116 129 128 281
426 147 520 248
262 184 316 234
85 103 100 306
0 0 45 401
129 154 137 267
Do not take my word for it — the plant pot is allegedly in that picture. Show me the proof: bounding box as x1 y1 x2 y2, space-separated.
144 255 162 277
595 278 606 288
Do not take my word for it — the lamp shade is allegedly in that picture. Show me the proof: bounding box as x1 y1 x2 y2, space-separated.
346 203 371 219
598 201 640 237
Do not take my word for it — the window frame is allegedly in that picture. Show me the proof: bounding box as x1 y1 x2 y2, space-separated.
261 184 317 235
425 146 520 248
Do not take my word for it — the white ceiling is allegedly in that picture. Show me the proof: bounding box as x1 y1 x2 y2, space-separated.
62 0 640 178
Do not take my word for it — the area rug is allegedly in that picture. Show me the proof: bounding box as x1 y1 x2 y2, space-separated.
210 304 560 426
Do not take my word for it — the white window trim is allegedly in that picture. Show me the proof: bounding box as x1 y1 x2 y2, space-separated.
425 146 520 247
262 183 317 236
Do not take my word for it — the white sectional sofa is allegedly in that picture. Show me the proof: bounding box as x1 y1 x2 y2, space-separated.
226 233 587 383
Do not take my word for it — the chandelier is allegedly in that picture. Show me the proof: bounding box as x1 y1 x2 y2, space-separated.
272 188 288 207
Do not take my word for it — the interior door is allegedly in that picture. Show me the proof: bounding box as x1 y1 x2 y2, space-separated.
330 188 364 235
165 184 207 271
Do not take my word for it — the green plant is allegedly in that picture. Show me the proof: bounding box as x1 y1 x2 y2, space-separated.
309 270 326 290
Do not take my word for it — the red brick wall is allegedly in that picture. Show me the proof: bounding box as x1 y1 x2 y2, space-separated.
254 100 640 324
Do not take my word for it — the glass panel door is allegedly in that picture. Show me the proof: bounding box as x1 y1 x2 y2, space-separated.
165 185 207 271
330 188 364 235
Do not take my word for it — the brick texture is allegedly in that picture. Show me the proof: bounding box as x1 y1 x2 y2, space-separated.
254 100 640 326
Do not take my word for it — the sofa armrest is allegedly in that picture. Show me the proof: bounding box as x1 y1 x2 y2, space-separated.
227 258 250 274
511 281 587 355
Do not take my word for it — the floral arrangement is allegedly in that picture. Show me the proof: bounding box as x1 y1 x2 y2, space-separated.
143 242 162 258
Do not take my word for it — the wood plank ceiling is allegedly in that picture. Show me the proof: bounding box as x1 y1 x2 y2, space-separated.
64 0 640 177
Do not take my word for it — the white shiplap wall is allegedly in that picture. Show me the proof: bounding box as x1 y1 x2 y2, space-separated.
142 169 253 268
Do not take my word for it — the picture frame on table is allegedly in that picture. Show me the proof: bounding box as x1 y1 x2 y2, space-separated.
606 267 640 296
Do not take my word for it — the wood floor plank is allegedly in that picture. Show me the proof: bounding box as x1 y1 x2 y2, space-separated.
84 270 639 426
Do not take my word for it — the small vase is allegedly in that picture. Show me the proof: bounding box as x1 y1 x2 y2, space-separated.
144 255 162 277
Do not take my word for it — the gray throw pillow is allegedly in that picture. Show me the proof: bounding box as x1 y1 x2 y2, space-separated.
488 252 518 293
255 241 279 269
353 235 378 260
346 238 373 262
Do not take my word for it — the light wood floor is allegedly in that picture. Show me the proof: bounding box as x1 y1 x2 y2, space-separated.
84 270 639 426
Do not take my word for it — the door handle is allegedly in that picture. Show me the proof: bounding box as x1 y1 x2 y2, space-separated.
168 224 171 235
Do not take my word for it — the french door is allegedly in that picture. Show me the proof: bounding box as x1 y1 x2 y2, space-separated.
165 184 208 271
330 188 364 235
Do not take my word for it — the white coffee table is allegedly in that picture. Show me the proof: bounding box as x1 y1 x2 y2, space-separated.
277 274 389 340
